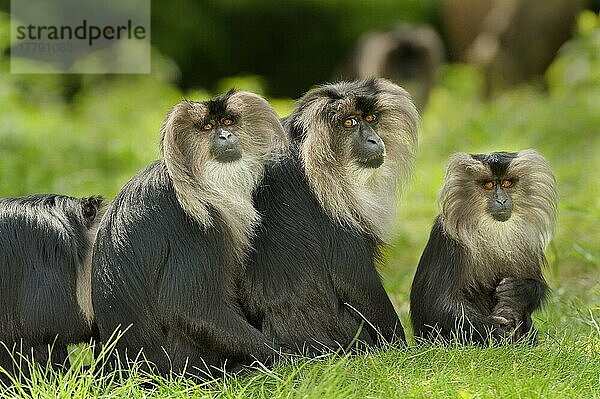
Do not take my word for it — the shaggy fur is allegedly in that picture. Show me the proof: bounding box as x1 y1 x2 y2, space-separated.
410 149 557 344
162 91 288 262
92 91 288 378
295 78 418 241
0 194 104 379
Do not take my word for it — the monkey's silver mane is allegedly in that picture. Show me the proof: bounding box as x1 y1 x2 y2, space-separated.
78 198 107 327
292 78 419 241
439 149 558 283
161 91 287 262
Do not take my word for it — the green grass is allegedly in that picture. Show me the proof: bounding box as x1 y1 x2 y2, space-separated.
1 12 599 398
1 310 599 398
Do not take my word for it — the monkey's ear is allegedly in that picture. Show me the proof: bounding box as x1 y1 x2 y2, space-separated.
81 196 104 221
231 91 289 154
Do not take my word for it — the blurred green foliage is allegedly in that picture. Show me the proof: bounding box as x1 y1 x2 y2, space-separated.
0 0 441 97
147 0 439 97
0 10 598 316
547 10 600 92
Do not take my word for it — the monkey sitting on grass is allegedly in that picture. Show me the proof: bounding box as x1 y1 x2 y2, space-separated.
410 150 557 344
91 90 288 379
240 78 418 354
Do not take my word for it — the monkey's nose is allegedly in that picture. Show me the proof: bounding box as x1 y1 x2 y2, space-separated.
219 131 234 141
365 134 385 155
218 131 239 147
213 129 241 162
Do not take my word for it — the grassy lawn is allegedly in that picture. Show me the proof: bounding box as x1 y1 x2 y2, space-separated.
0 14 599 397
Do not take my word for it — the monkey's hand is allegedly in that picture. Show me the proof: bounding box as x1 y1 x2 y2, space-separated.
493 277 531 341
489 305 522 342
489 314 515 341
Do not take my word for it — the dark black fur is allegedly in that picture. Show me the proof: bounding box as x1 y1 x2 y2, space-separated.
91 161 280 379
471 152 518 176
0 194 103 380
240 149 405 355
206 88 235 116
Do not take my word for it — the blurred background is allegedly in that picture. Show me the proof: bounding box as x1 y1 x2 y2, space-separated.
0 0 598 334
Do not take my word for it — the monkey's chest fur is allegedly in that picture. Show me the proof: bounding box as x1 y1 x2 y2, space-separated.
463 257 529 293
410 216 547 342
459 235 544 294
240 157 383 351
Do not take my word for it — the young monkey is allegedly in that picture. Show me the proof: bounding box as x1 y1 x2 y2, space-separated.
410 150 558 344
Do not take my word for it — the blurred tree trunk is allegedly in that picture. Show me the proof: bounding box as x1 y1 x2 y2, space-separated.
442 0 584 94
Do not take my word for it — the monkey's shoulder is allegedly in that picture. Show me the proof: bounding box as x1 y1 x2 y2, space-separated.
414 216 466 278
110 161 193 224
260 156 308 193
114 160 174 205
253 156 376 268
98 160 227 263
257 156 321 219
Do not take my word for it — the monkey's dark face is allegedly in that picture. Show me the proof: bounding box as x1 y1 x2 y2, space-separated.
342 112 384 168
471 152 519 222
314 87 389 170
180 93 245 165
161 90 288 170
441 152 524 223
291 78 418 173
481 178 514 221
196 111 241 163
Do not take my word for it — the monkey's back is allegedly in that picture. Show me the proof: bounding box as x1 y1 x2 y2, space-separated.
241 156 381 353
409 216 478 340
0 195 92 358
91 160 233 371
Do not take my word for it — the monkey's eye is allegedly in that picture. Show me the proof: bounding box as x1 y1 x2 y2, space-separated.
501 179 513 188
222 117 234 126
202 122 214 131
483 181 495 190
343 117 358 128
82 204 97 221
364 114 377 123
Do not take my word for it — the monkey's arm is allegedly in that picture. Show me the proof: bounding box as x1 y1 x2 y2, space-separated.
490 276 548 340
328 233 405 346
169 305 283 361
157 242 283 362
494 276 548 315
338 272 406 346
410 217 493 343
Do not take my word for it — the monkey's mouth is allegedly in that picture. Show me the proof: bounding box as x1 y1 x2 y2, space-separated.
358 155 384 169
215 148 242 163
491 210 512 222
